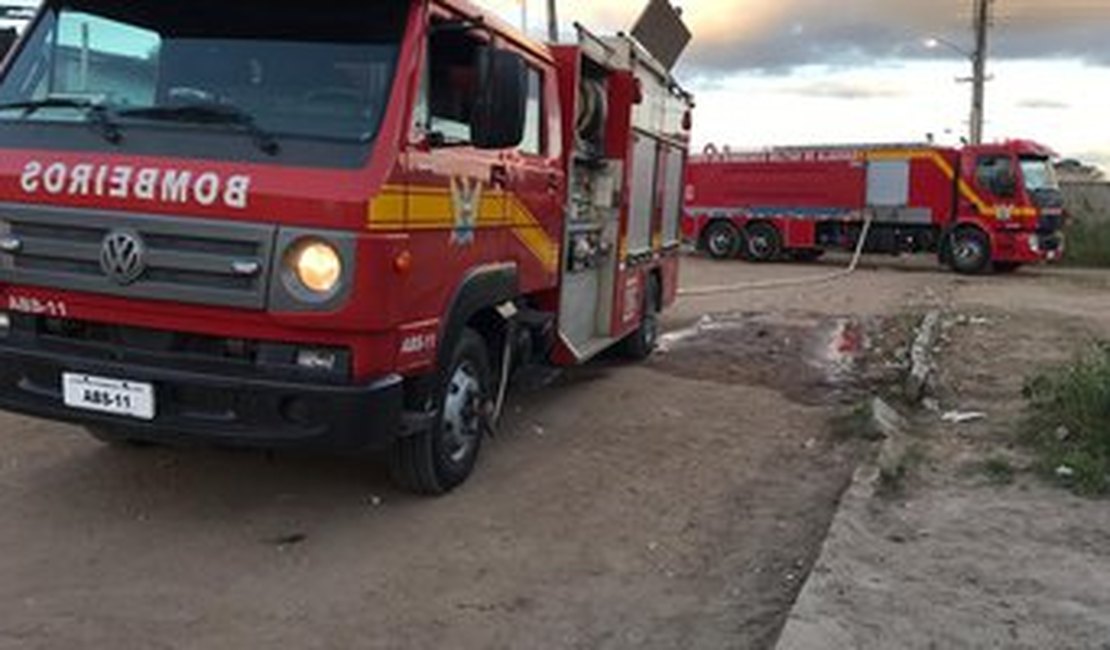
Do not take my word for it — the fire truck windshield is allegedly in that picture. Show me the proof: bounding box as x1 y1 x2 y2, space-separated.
0 0 406 149
1020 157 1060 192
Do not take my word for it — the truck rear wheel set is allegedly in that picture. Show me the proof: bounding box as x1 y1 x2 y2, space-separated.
702 220 786 263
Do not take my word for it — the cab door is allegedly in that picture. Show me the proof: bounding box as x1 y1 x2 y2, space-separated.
970 153 1019 219
501 58 562 292
405 11 508 293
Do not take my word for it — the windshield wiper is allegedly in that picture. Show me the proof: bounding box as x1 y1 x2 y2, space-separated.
0 97 122 144
117 103 280 156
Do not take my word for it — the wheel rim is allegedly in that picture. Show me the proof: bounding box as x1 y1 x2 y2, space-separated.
442 361 483 464
708 228 734 257
954 239 982 265
749 233 772 258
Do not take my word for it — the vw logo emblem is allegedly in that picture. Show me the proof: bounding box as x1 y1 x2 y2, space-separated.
100 230 147 285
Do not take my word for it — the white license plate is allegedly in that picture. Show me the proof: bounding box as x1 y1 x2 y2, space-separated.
62 374 155 421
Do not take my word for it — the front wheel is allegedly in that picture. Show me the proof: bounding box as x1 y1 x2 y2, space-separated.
390 329 491 495
947 227 992 275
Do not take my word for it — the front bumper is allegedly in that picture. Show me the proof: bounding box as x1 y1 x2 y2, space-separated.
993 230 1065 264
0 342 405 451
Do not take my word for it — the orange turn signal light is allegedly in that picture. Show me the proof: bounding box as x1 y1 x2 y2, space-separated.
394 250 413 274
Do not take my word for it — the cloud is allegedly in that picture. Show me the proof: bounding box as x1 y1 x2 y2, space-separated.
779 80 906 100
1017 98 1071 110
544 0 1110 72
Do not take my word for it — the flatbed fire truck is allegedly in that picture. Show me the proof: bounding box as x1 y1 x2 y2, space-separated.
0 0 694 494
683 140 1066 274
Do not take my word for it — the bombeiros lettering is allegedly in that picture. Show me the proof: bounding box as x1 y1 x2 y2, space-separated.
20 160 252 209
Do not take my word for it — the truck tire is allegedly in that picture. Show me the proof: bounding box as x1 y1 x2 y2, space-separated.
390 328 491 495
742 222 782 262
620 275 661 361
703 221 741 260
948 227 991 275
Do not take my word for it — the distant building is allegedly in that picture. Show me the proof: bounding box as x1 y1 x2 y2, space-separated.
1056 159 1106 184
1057 160 1110 224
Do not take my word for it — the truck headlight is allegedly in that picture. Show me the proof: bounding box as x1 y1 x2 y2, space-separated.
0 312 9 338
287 239 342 295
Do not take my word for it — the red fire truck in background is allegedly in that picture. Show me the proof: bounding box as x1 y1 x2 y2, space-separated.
0 0 693 494
684 140 1066 274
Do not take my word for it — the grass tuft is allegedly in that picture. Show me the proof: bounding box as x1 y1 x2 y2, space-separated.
1022 343 1110 496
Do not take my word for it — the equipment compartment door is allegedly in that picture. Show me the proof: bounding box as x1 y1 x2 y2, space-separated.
627 133 660 255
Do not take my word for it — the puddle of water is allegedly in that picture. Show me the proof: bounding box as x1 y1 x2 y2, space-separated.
654 312 875 405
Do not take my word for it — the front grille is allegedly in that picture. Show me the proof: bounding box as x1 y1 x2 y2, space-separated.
0 204 276 309
7 314 352 384
1038 213 1064 235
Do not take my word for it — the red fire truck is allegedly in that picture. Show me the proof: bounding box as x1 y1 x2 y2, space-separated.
0 0 693 494
683 140 1066 274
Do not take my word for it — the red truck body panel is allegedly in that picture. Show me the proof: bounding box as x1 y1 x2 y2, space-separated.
684 142 1065 269
0 0 694 463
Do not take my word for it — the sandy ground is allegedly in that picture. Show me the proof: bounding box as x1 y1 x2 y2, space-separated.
778 263 1110 649
1 254 1106 649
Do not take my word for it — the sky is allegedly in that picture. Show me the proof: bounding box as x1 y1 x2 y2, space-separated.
483 0 1110 170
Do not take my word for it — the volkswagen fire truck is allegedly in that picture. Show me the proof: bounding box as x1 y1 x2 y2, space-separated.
0 0 694 494
684 140 1066 274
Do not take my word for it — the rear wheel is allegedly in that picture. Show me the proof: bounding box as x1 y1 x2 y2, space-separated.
743 222 783 262
703 221 741 260
948 227 992 275
620 275 661 361
390 329 491 495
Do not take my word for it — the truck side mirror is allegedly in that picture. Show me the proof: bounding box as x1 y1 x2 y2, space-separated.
471 47 526 150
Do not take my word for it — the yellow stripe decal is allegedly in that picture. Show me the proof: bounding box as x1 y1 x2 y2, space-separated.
367 185 559 274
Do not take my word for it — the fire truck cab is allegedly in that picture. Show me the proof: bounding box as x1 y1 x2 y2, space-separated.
0 0 693 493
685 140 1066 274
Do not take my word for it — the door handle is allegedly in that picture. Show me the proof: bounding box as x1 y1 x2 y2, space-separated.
490 164 509 189
547 173 561 192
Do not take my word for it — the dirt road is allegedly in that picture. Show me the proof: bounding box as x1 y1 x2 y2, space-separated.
1 256 1105 649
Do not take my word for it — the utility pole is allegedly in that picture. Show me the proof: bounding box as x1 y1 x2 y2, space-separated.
546 0 558 42
969 0 992 145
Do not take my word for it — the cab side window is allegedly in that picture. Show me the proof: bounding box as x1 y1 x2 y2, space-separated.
519 66 543 156
976 155 1014 195
423 24 481 143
